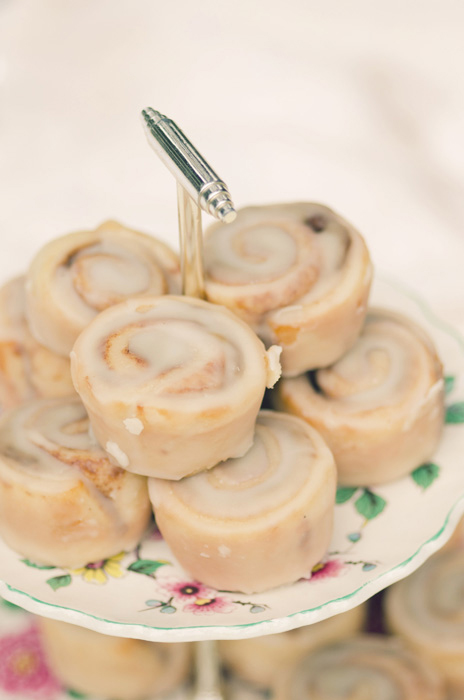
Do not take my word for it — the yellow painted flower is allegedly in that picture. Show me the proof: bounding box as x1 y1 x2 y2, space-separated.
71 552 125 584
311 562 325 573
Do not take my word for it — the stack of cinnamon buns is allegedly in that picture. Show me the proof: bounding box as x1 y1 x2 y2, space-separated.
0 204 450 699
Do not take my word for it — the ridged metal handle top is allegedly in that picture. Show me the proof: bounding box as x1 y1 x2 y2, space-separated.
141 108 236 223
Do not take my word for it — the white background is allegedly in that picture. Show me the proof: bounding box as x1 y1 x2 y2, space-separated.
0 0 463 332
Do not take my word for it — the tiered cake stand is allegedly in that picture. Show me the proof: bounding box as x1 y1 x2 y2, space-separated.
0 112 463 699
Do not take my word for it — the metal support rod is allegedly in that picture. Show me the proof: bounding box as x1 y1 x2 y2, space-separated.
192 640 225 700
177 183 205 299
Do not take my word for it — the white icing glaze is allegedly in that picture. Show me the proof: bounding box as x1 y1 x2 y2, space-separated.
204 202 372 376
276 309 445 486
105 441 130 468
147 411 336 593
297 310 443 419
72 296 269 479
163 412 324 519
26 221 180 356
265 344 282 387
123 417 144 435
0 398 127 492
73 296 263 408
206 222 301 284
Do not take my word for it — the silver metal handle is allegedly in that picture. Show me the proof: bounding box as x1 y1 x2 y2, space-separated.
141 108 236 223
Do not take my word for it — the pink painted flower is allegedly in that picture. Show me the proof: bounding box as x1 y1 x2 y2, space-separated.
0 625 61 698
310 559 346 581
183 595 236 615
158 578 215 602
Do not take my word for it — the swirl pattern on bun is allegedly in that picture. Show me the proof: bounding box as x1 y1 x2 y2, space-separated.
72 296 280 480
276 309 444 485
26 220 181 356
149 410 336 593
0 397 151 568
204 202 372 376
274 635 445 700
386 549 464 692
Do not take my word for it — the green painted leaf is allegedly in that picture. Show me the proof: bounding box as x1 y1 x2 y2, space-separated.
355 489 386 520
446 402 464 424
336 487 357 504
21 559 55 570
362 563 376 572
128 559 170 575
444 375 456 395
412 462 440 490
68 689 87 698
46 575 72 591
250 605 266 613
160 605 176 614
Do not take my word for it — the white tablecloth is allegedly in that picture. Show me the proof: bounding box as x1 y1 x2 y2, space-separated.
0 0 463 333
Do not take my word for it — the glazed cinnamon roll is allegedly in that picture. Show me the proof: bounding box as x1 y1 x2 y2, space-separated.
71 296 280 480
220 604 366 688
0 397 151 568
274 635 445 700
385 549 464 692
148 411 336 593
204 202 372 376
0 277 74 410
38 618 191 700
26 220 180 356
275 309 444 485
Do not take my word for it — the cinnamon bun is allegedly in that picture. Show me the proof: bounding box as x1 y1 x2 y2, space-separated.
274 635 445 700
38 617 191 700
71 296 280 480
276 309 444 485
204 202 372 376
26 220 180 356
149 411 336 593
386 549 464 693
0 397 151 568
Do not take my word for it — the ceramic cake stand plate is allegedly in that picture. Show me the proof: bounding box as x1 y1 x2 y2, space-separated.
0 276 463 643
